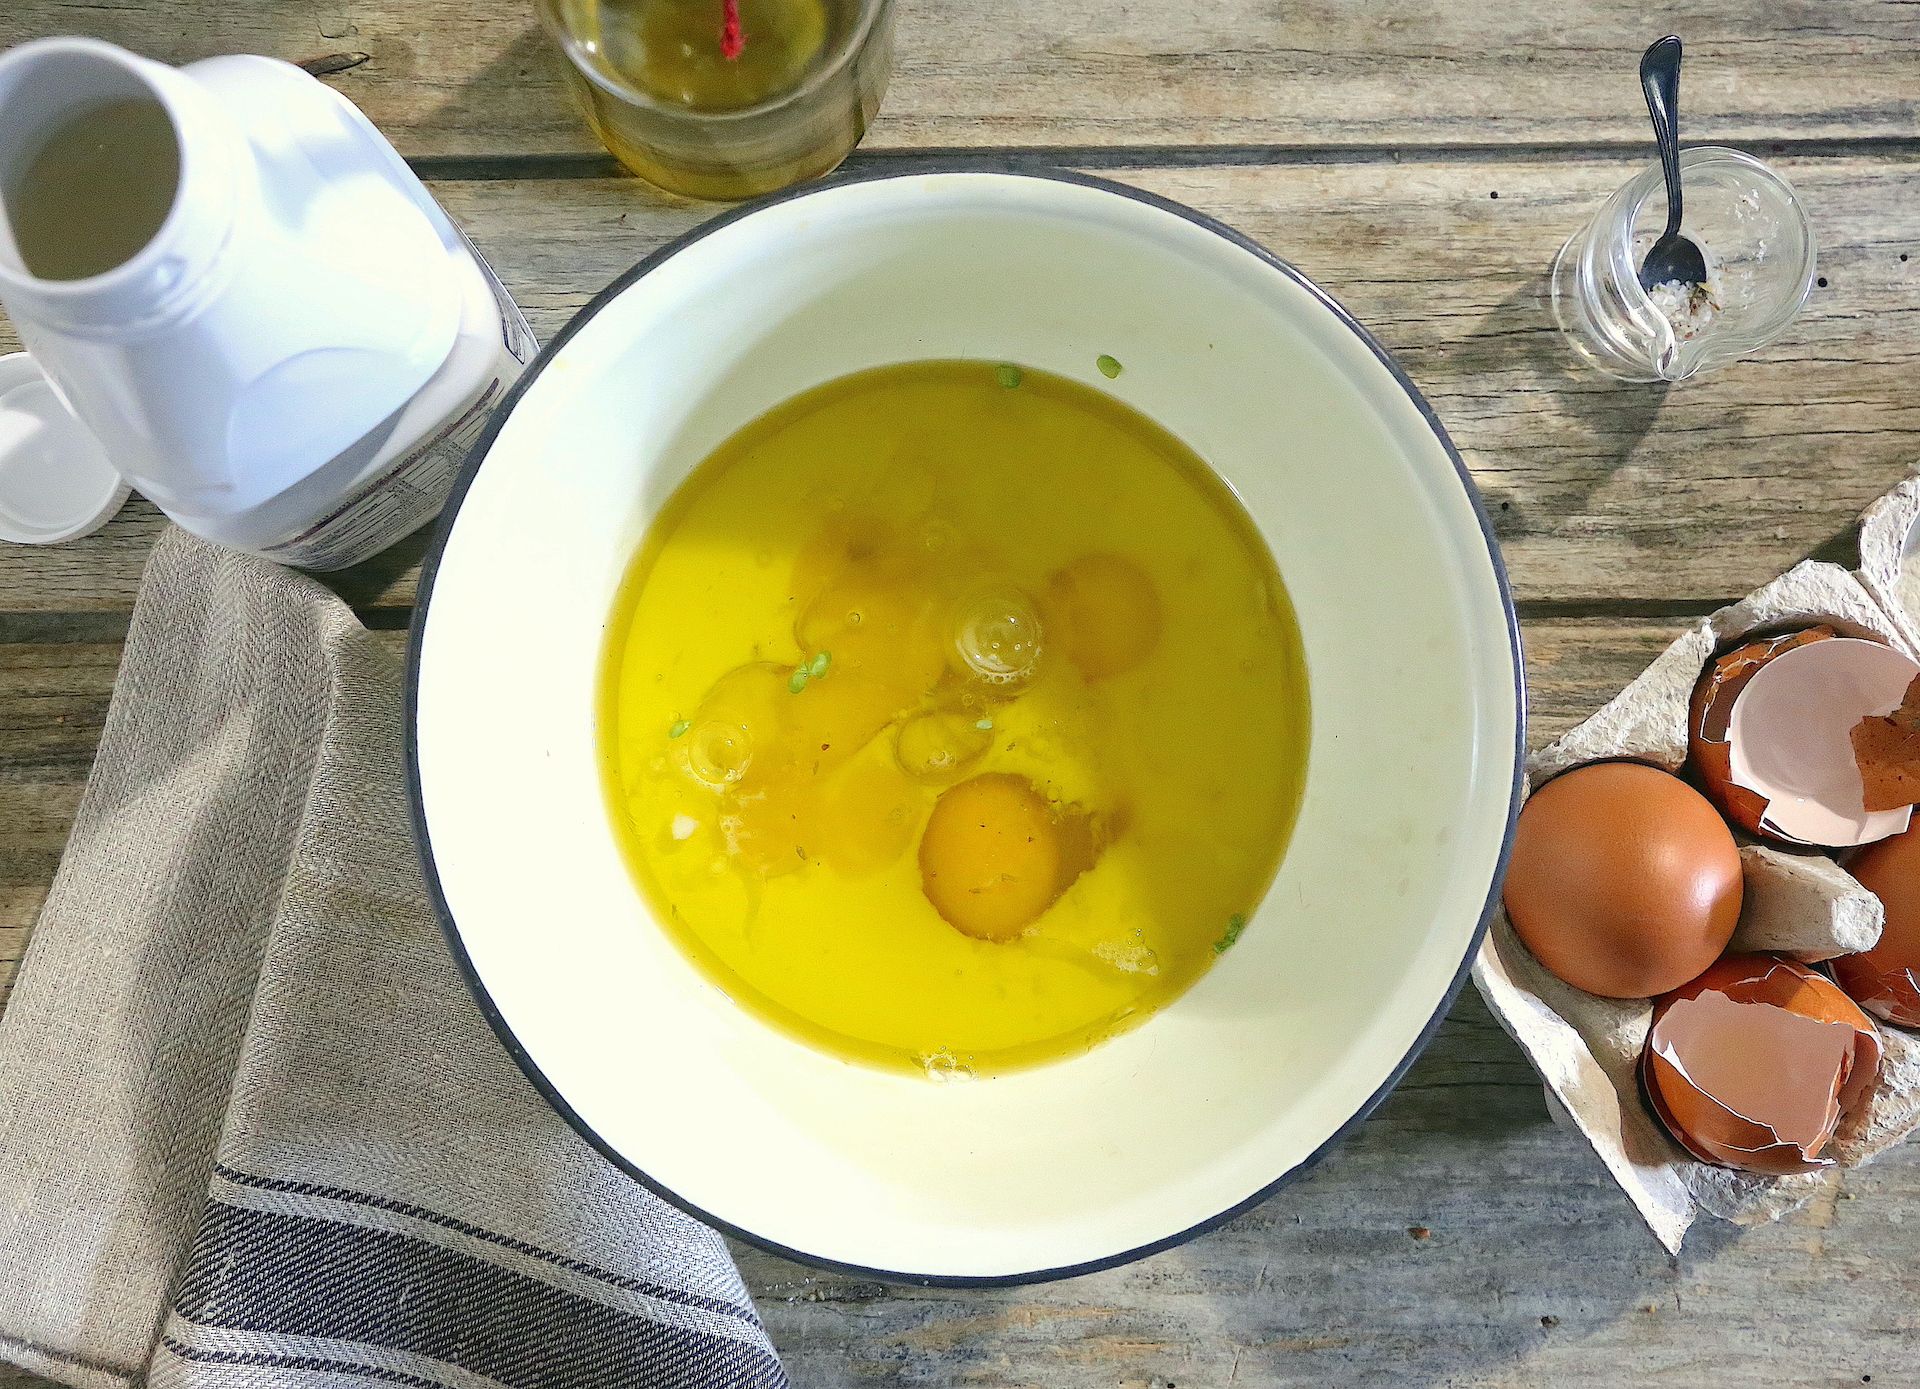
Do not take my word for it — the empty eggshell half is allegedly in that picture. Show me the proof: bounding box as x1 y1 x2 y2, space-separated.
1643 954 1882 1175
1691 627 1920 847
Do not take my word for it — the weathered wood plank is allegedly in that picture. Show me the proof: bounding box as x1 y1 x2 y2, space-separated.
0 611 1730 1389
736 995 1920 1388
0 618 1905 1389
0 611 1686 1018
1 154 1914 612
1 1 1915 158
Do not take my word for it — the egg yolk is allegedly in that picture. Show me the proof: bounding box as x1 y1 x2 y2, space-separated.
1046 553 1162 681
919 773 1072 942
810 744 922 877
604 361 1312 1077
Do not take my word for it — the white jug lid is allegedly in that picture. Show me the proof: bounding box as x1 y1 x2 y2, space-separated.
0 351 129 543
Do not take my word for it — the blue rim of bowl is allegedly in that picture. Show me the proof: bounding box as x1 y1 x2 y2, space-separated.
404 162 1527 1289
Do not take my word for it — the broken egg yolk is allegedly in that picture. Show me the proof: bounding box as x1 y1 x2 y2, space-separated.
600 360 1309 1077
1046 553 1162 681
919 773 1070 941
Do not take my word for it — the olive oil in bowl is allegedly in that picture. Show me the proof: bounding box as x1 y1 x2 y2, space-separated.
600 361 1311 1077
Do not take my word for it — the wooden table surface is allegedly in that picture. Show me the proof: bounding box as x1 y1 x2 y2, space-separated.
3 3 1919 1385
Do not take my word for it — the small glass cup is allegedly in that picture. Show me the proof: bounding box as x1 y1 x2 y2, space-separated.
1550 147 1816 383
536 0 895 202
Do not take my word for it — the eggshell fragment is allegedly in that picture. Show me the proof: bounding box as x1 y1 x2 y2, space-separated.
1690 627 1919 847
1835 822 1920 1026
1851 671 1920 813
1642 955 1882 1175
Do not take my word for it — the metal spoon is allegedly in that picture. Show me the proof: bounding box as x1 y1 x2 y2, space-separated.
1636 35 1708 293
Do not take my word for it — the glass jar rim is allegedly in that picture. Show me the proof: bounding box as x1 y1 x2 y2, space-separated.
535 0 894 126
1604 145 1817 376
1617 146 1807 230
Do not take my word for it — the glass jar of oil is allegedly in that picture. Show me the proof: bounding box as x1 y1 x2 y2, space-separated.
536 0 894 201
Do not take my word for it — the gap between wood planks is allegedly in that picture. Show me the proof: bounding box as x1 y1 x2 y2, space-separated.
410 135 1920 183
0 138 1899 645
0 596 1753 647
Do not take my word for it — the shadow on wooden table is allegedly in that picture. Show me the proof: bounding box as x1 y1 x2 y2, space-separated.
418 23 610 171
731 987 1788 1387
1425 276 1677 562
1484 275 1672 462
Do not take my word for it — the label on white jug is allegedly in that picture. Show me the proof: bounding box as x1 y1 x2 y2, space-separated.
259 375 505 571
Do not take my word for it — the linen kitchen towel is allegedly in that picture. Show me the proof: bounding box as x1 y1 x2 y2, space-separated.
0 529 787 1389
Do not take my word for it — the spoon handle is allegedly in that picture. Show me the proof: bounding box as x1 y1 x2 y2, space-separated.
1640 35 1686 243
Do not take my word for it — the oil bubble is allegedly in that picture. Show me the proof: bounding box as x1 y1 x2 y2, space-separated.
683 721 751 787
951 585 1043 686
919 1046 976 1083
896 710 993 782
1095 939 1161 976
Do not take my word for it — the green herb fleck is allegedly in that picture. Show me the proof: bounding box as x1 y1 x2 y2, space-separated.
1096 353 1123 379
788 668 810 694
667 719 691 739
975 717 994 731
1213 913 1248 955
995 362 1023 390
809 651 831 678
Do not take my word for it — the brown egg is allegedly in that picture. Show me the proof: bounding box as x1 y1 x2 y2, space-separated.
1836 823 1920 1026
1643 954 1881 1175
1502 761 1743 998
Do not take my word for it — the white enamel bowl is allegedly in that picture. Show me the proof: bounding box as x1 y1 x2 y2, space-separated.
408 169 1523 1284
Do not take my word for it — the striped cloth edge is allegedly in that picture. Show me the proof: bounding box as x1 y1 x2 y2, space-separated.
0 529 787 1389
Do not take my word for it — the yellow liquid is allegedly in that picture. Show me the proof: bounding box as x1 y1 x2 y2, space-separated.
595 0 829 111
600 362 1310 1076
6 99 179 281
557 0 887 201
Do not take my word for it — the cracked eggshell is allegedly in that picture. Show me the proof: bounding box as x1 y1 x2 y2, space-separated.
1849 672 1920 813
1835 823 1920 1026
1689 627 1833 836
1642 955 1882 1176
1474 559 1919 1250
1690 628 1920 847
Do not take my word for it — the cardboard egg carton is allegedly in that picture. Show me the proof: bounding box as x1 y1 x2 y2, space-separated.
1473 470 1920 1252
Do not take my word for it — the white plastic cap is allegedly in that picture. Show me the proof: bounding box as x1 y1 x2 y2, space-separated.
0 351 128 543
